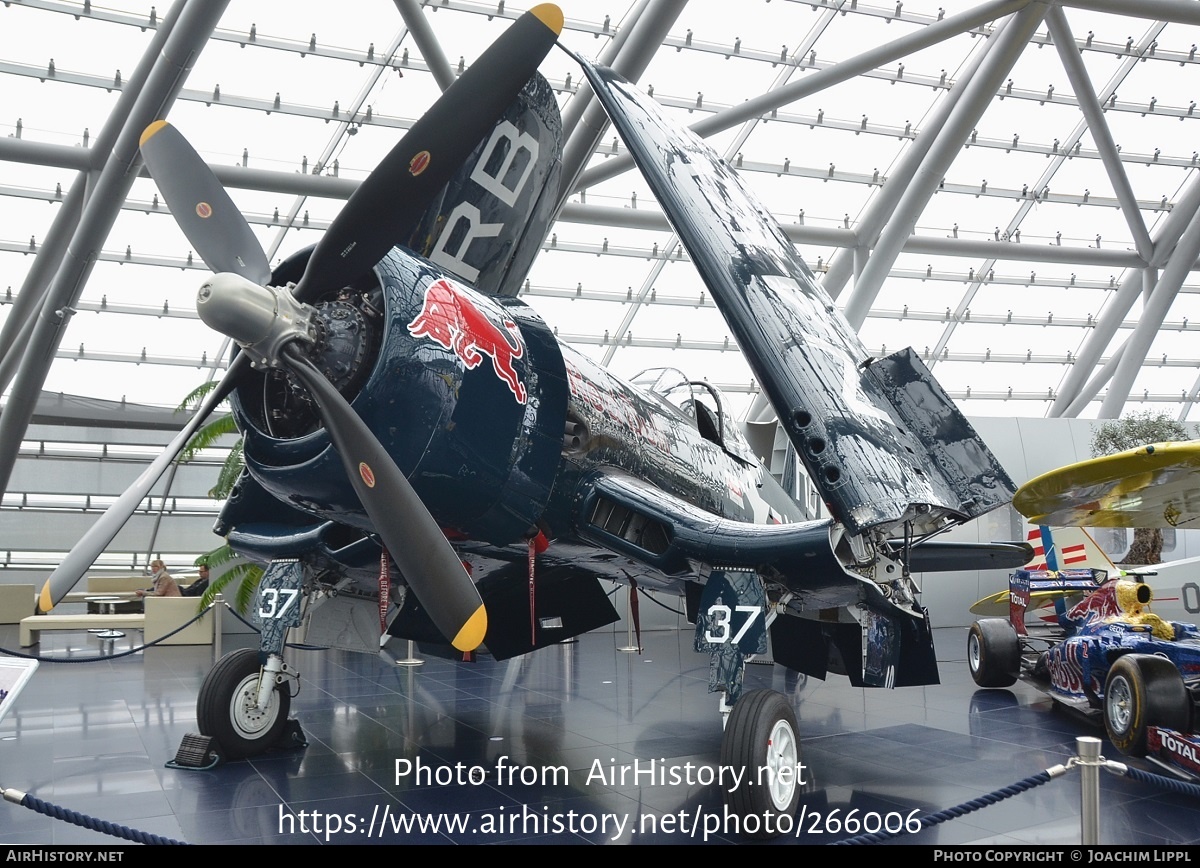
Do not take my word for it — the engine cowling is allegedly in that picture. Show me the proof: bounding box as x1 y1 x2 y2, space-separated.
231 246 569 545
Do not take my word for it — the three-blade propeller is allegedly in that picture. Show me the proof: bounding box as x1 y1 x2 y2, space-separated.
39 5 565 654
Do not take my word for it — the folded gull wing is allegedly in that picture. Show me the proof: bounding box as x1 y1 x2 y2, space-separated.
573 58 1014 537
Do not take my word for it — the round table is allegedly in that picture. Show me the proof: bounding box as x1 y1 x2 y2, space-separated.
83 596 126 640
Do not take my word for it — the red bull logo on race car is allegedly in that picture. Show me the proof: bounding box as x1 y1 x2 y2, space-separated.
1046 648 1086 697
407 278 527 404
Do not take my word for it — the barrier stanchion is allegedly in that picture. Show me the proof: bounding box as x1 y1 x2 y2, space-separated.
394 639 423 667
1078 736 1101 845
212 593 222 662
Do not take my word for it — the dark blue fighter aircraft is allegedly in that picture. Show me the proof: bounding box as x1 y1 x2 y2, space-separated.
40 5 1029 830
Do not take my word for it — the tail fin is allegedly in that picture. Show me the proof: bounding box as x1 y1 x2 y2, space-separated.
1025 526 1115 631
970 525 1117 619
1024 525 1115 572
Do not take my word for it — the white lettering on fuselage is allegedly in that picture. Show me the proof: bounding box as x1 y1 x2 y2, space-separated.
470 121 539 205
430 120 540 281
430 202 501 282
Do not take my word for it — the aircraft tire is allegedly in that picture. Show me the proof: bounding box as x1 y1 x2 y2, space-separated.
719 689 802 838
967 619 1020 688
197 648 291 759
1103 654 1189 756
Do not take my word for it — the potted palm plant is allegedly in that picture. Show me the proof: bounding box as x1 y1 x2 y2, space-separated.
176 381 263 613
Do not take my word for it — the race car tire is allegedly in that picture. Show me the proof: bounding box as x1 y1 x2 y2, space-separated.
967 619 1020 688
1103 654 1189 757
720 689 803 838
197 648 291 759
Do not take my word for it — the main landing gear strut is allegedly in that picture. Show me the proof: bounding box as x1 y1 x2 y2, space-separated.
193 560 307 762
696 569 808 837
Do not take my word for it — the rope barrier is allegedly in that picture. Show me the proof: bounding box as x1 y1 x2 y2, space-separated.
0 600 327 663
834 745 1200 845
1109 760 1200 798
4 789 188 845
834 769 1058 845
635 587 687 617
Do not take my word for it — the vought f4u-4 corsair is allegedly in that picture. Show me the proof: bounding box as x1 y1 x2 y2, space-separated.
41 5 1028 830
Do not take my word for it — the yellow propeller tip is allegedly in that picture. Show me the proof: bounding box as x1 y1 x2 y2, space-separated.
139 120 170 148
529 4 564 35
451 604 488 652
37 583 54 614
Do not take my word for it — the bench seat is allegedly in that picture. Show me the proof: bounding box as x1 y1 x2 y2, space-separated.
21 614 144 647
19 598 214 647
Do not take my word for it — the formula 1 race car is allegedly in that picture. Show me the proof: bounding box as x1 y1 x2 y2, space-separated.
969 568 1200 774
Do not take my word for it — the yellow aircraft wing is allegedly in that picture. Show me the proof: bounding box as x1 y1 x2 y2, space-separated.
1013 440 1200 529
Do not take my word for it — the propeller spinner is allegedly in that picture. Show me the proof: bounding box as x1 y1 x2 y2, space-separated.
39 5 566 655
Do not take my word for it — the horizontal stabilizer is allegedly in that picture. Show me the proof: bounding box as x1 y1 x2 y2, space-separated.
905 540 1034 573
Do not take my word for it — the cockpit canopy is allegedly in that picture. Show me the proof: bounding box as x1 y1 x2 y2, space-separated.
630 368 757 465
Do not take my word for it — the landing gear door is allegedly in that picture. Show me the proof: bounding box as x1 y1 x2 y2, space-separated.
253 559 305 658
695 569 768 703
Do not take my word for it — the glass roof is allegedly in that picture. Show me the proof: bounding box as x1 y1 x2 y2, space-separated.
3 0 1200 425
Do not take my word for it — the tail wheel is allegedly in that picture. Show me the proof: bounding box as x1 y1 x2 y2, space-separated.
967 619 1020 687
1103 654 1189 757
720 689 804 838
197 648 291 759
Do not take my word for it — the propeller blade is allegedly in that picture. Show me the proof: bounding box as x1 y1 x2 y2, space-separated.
37 357 248 612
140 121 273 286
116 6 563 641
279 344 487 651
291 3 563 303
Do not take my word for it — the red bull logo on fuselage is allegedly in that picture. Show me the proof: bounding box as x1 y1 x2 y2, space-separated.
407 278 527 404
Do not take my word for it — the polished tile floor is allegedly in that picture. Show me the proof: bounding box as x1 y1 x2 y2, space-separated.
0 623 1196 846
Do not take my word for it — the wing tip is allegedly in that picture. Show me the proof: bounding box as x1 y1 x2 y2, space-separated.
529 4 564 36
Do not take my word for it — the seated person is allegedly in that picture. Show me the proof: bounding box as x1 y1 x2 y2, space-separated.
181 564 210 598
135 559 181 598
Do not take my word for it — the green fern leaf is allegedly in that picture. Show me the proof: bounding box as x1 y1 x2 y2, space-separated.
176 380 220 414
208 441 245 500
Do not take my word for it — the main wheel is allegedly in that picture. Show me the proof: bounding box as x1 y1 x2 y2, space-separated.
967 619 1020 687
197 648 291 759
1103 654 1189 756
720 689 804 838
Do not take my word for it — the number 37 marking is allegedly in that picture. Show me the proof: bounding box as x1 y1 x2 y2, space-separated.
704 604 760 645
258 588 300 621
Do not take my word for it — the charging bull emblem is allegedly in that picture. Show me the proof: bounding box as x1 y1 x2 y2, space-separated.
407 278 527 404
